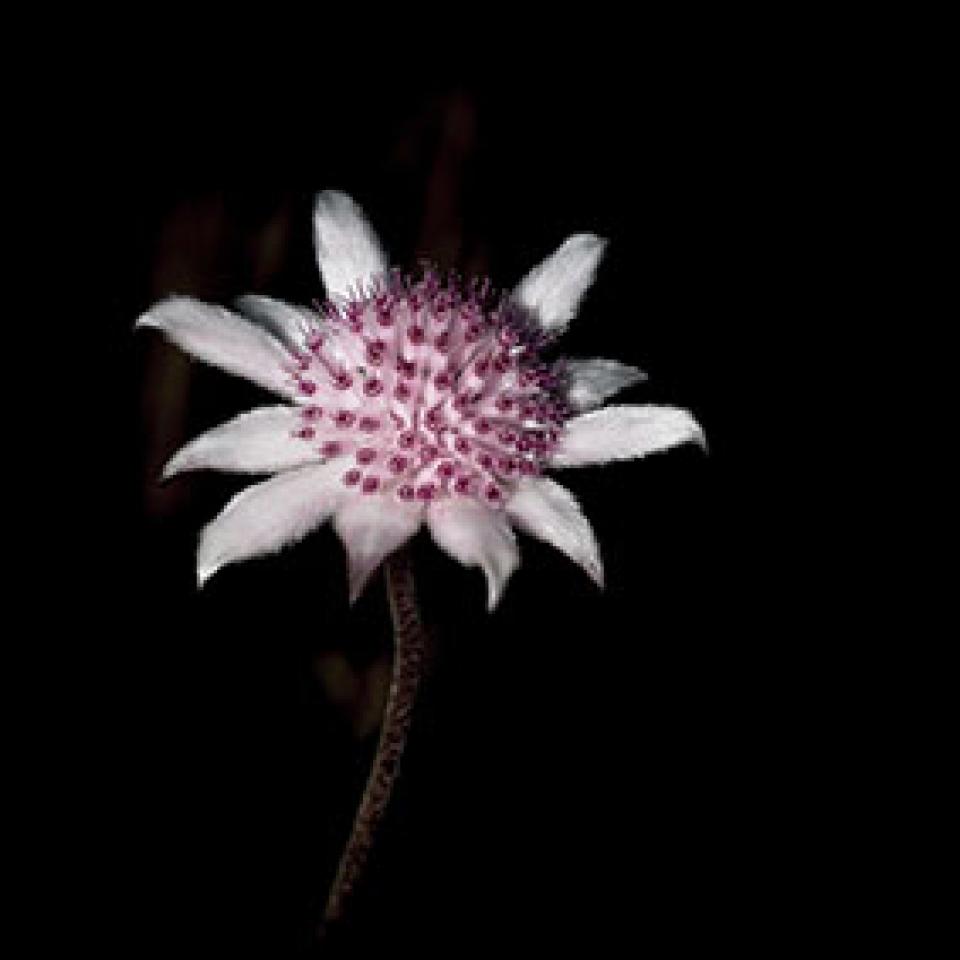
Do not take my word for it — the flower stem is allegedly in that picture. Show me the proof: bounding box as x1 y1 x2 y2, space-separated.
321 546 427 931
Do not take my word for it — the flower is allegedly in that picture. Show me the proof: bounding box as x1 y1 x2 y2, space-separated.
138 191 704 608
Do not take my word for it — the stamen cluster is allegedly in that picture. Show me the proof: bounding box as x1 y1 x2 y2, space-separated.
284 266 570 507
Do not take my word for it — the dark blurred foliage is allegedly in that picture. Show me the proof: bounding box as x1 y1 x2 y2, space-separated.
40 51 809 959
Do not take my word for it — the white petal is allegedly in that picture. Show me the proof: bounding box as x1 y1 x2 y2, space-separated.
313 191 388 302
566 358 647 412
136 296 298 400
426 500 519 611
551 405 705 468
332 498 423 604
235 295 320 349
197 460 348 586
513 233 607 333
506 478 604 587
163 405 320 479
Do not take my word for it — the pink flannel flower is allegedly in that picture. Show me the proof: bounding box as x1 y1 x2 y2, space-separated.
138 191 704 608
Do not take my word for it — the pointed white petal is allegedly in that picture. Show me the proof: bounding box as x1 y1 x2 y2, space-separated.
513 233 608 333
136 296 298 400
551 405 705 468
566 358 647 411
313 191 388 302
196 460 348 586
332 498 423 604
235 295 320 349
506 478 604 587
163 405 321 479
426 500 519 611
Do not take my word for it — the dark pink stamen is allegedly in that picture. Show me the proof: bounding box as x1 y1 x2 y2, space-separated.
416 483 437 501
289 262 567 509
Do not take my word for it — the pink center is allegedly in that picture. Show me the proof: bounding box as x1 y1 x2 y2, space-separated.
286 266 569 506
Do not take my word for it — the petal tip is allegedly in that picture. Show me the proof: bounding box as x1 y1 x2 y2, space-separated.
136 294 194 330
196 563 217 589
681 411 708 453
133 309 158 332
582 232 609 253
161 455 182 481
196 524 223 588
315 188 353 208
569 232 609 268
484 563 515 612
347 579 365 606
346 558 377 606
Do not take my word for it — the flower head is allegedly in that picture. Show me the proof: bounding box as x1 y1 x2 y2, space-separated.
138 191 704 608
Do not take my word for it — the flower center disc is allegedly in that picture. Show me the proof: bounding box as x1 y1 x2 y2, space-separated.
287 267 569 507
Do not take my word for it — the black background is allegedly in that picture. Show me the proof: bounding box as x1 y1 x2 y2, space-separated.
45 57 803 958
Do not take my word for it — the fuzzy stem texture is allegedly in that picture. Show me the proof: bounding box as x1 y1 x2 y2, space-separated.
322 547 426 930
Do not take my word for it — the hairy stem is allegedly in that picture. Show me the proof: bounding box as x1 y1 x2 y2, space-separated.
322 547 427 930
